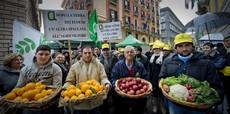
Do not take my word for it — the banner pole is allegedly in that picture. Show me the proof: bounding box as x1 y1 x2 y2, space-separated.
68 40 72 66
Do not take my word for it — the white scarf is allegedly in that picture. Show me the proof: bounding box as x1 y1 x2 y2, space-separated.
150 51 164 64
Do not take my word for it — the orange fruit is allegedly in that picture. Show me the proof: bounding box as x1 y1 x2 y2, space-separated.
80 84 90 93
85 89 93 97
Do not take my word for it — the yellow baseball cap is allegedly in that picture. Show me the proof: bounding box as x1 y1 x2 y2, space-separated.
102 43 109 49
118 48 124 52
152 40 165 49
163 44 172 51
174 33 193 45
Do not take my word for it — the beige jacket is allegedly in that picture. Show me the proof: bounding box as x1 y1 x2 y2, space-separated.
63 57 111 110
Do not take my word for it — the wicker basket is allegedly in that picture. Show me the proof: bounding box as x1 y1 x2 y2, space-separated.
0 86 61 110
159 79 211 109
115 77 152 99
59 89 107 108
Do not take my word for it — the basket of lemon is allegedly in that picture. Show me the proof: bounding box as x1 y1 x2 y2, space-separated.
0 82 61 109
59 79 107 109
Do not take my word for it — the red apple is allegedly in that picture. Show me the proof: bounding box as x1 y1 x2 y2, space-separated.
143 85 148 91
128 90 135 95
129 81 134 86
126 77 132 81
135 90 141 95
125 81 129 87
121 83 126 88
138 83 143 88
119 86 124 90
133 80 137 85
122 89 126 93
132 85 138 91
136 79 141 84
121 79 126 83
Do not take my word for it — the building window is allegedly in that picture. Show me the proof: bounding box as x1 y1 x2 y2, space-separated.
141 11 145 17
124 0 130 10
161 23 166 29
134 20 137 30
142 38 146 42
142 23 147 31
140 0 145 5
170 24 175 31
125 16 130 25
110 9 118 22
134 5 138 13
146 3 149 9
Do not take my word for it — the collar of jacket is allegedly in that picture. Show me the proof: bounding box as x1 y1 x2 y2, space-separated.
79 56 97 64
172 52 204 63
1 66 20 73
121 59 138 67
33 60 53 68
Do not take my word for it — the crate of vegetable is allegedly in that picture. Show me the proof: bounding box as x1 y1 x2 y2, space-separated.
159 74 220 109
115 77 152 98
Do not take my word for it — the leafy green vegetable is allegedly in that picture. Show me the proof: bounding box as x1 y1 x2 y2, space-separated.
162 74 220 105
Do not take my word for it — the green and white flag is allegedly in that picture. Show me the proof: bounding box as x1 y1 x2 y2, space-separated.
13 20 44 66
88 9 98 42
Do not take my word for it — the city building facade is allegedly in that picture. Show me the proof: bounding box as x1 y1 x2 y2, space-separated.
0 0 41 65
160 7 184 44
61 0 161 43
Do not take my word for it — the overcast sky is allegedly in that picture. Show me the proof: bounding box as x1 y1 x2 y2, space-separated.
39 0 198 25
160 0 198 25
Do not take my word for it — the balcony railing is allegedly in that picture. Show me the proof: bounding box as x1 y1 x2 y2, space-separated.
110 0 118 5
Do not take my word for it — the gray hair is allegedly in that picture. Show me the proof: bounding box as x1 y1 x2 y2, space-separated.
124 46 135 53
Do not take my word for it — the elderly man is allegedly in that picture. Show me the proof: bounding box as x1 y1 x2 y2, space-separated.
64 46 111 114
111 46 147 114
159 33 224 114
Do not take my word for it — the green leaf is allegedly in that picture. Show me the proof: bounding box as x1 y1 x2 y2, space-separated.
24 38 36 50
19 41 30 53
16 44 24 54
90 87 97 94
76 84 80 89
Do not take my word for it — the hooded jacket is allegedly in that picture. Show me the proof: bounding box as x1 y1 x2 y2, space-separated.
63 57 111 110
16 60 62 87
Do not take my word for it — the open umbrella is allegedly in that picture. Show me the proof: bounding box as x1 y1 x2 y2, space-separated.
184 12 230 41
194 12 230 33
116 35 147 47
199 33 224 41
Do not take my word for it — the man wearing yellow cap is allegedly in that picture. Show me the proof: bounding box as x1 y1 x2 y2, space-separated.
163 44 173 60
159 33 224 114
99 43 118 114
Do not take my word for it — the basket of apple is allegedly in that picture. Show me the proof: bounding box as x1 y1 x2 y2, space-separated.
115 77 152 98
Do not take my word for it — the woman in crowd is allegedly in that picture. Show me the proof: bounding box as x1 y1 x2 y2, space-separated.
0 53 23 96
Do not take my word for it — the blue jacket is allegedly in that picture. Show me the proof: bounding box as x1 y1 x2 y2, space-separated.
159 52 224 99
0 66 20 96
111 59 147 87
205 51 226 70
